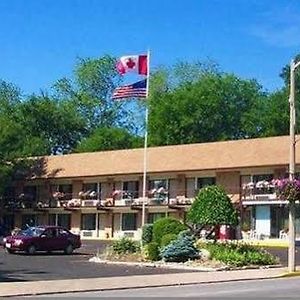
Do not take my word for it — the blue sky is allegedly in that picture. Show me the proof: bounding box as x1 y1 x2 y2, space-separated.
0 0 300 95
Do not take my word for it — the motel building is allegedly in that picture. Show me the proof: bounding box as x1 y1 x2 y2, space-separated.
1 135 300 240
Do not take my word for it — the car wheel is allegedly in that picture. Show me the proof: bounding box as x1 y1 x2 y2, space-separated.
64 244 73 255
6 248 15 254
26 245 36 255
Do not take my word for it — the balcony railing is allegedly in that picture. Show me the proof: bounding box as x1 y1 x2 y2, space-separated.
0 189 196 210
242 181 277 201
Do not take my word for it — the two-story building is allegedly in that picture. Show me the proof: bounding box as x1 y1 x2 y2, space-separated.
1 135 299 240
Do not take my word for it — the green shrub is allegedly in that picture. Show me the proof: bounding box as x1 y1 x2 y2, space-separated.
177 229 194 239
197 241 277 267
160 233 178 248
160 234 199 262
142 224 153 245
187 185 238 227
112 237 139 255
145 241 160 261
153 217 186 245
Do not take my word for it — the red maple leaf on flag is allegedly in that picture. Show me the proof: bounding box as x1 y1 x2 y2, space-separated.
126 58 136 69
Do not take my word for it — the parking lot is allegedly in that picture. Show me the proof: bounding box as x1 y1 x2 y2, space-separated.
0 241 195 282
1 240 299 282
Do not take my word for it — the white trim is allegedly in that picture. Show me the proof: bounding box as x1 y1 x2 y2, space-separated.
243 200 288 206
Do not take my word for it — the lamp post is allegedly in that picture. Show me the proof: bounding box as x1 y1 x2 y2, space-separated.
288 58 300 273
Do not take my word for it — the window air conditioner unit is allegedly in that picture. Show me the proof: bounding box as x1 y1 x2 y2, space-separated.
254 195 270 201
82 200 99 207
123 231 134 238
82 230 93 237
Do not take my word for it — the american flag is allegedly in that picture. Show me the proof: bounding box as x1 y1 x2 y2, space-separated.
112 79 147 100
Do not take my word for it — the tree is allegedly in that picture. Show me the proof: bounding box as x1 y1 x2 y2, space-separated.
187 185 238 238
280 53 300 95
0 80 21 115
53 55 134 133
17 95 86 154
75 127 143 152
148 70 266 146
259 89 290 137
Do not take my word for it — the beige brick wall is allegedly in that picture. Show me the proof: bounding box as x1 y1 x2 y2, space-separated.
72 180 83 198
216 171 240 203
176 175 186 197
71 211 81 233
274 168 286 179
102 179 114 199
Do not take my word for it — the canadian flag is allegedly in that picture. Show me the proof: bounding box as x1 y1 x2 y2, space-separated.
116 55 148 75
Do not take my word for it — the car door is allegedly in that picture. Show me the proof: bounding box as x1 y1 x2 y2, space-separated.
55 228 70 250
38 228 55 251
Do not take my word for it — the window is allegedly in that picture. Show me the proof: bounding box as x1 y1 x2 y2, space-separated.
21 214 42 229
23 186 37 201
148 179 169 201
81 214 96 230
148 213 166 224
82 183 100 199
49 214 71 229
252 174 273 183
51 184 73 200
122 181 139 199
149 179 168 190
196 177 216 190
121 213 137 231
58 214 71 229
58 228 70 236
242 174 274 196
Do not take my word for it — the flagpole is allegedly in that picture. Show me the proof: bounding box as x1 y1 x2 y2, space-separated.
141 50 150 228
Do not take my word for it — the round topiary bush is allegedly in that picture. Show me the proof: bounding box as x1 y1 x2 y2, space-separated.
153 217 186 245
141 224 153 245
160 234 199 262
160 233 178 249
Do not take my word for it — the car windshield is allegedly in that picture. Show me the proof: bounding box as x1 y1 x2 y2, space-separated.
19 227 45 237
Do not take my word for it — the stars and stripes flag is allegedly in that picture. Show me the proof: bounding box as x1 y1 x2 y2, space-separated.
112 79 147 100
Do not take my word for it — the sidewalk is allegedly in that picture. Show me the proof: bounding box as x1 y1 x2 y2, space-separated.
0 267 293 297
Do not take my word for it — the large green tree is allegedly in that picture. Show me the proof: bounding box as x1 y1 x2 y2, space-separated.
148 68 266 146
17 95 86 154
0 81 48 194
75 127 143 152
53 55 133 133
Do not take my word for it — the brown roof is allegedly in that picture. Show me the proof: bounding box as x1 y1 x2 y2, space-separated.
35 135 298 179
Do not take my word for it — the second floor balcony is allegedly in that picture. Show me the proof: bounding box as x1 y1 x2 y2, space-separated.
241 180 279 203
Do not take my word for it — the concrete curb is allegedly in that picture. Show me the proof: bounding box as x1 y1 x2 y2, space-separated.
276 271 300 278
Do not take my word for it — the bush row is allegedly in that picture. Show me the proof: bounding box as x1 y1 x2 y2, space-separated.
196 241 278 267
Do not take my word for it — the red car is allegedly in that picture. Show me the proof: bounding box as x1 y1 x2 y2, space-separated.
3 226 81 255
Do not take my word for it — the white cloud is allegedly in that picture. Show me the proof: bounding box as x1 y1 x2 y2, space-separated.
250 5 300 47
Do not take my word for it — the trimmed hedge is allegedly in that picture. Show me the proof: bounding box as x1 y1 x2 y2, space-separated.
196 241 277 267
112 237 139 255
153 217 186 245
145 241 160 261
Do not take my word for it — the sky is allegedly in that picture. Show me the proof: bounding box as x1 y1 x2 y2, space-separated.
0 0 300 95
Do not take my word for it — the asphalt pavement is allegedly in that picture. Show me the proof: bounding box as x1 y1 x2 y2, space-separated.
0 241 195 282
0 240 299 283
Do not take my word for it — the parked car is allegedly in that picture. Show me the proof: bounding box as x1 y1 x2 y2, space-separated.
3 226 81 255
